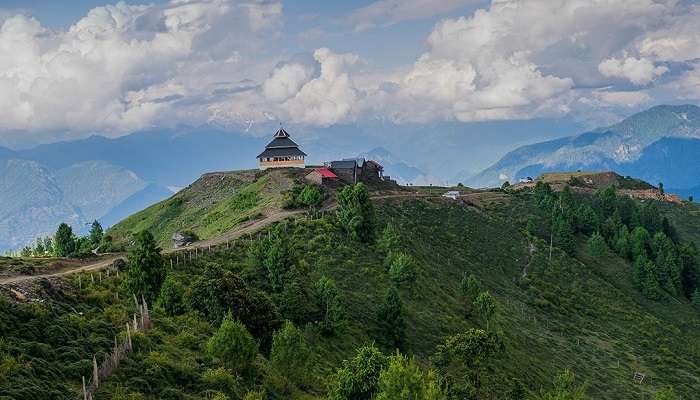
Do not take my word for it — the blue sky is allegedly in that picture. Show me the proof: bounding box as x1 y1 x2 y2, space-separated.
0 0 698 174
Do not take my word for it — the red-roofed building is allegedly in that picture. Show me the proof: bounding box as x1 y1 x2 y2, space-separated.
305 167 339 185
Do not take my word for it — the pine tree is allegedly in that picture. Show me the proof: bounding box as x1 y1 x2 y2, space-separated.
124 230 165 302
157 274 186 316
54 223 75 257
378 287 406 348
207 313 258 372
378 223 401 253
587 232 607 257
337 183 376 243
89 220 103 248
270 320 312 385
313 276 344 334
474 291 497 330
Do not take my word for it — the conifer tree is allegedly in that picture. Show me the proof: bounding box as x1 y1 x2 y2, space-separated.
54 223 75 257
207 313 258 372
378 287 406 348
124 230 165 302
89 220 103 248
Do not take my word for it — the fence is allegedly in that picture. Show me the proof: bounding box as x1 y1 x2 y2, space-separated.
80 295 152 400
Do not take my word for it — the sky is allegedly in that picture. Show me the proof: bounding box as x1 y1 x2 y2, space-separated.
0 0 698 158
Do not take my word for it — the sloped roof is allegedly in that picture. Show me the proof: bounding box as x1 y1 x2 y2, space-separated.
257 127 306 159
329 160 357 170
257 147 307 158
314 167 338 178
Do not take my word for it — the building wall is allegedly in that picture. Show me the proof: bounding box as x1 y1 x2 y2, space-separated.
333 168 356 183
305 171 323 185
259 159 305 170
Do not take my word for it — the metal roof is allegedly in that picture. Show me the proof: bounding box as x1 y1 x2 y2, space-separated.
329 160 357 170
257 147 307 158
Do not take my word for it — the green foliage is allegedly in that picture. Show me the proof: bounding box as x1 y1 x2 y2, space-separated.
156 275 186 316
124 230 165 303
692 289 700 311
313 276 344 335
89 220 104 247
587 232 607 257
634 256 661 300
375 352 446 400
536 370 588 400
474 291 497 330
432 329 504 400
54 222 75 257
459 274 481 301
505 378 527 400
337 183 375 243
300 185 324 210
270 320 311 385
188 265 280 350
377 224 401 254
327 344 387 400
208 313 258 372
654 387 679 400
553 214 576 256
377 287 406 349
387 252 417 286
501 181 511 190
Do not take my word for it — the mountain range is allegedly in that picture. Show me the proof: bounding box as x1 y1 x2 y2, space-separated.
0 126 427 252
0 127 266 251
470 104 700 199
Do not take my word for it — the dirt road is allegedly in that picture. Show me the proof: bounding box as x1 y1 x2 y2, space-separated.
0 192 447 285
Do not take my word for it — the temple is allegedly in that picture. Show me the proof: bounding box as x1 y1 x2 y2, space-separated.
257 128 306 170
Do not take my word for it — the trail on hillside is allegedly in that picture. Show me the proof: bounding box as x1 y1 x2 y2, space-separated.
0 192 446 285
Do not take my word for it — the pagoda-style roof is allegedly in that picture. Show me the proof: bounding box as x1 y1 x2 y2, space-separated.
257 128 307 159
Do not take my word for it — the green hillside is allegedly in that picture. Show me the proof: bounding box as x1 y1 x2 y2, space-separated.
107 169 302 249
2 177 700 399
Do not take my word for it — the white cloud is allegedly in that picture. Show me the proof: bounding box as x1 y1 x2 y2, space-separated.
0 0 282 136
346 0 476 31
1 0 700 139
598 56 668 85
284 48 360 126
594 90 651 107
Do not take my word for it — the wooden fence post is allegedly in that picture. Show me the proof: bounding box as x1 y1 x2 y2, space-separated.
127 323 132 351
82 376 87 400
92 355 99 388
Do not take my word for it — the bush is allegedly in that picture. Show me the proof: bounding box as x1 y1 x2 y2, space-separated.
375 352 446 400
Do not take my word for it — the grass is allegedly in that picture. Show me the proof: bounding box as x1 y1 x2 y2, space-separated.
2 191 700 399
107 169 301 249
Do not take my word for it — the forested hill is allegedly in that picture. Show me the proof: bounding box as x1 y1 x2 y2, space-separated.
1 175 700 400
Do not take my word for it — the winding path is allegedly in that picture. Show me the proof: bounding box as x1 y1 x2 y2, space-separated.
0 192 447 286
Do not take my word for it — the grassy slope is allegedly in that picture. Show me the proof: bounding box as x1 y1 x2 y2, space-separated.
107 169 300 249
3 192 700 399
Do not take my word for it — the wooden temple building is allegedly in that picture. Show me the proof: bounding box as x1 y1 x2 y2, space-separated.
257 128 306 170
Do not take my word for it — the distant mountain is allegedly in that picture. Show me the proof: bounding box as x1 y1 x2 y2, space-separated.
55 161 148 221
359 147 444 185
470 104 700 196
0 159 83 250
0 126 268 251
19 126 264 187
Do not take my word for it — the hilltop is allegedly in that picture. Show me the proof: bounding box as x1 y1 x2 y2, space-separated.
470 104 700 198
1 170 700 399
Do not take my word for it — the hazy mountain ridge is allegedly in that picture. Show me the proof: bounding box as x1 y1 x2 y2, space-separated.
471 104 700 194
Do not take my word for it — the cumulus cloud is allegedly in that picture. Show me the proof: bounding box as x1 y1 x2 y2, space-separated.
598 56 668 85
0 0 282 136
1 0 700 139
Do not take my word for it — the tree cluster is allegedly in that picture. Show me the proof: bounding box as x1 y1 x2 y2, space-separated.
533 182 700 300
